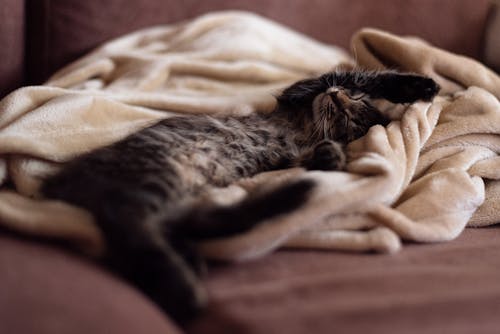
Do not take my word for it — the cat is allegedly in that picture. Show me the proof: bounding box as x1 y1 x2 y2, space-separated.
41 69 439 324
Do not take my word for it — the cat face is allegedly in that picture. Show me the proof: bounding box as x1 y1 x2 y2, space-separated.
309 85 387 142
277 70 440 142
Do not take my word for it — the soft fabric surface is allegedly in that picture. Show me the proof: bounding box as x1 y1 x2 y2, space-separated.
0 11 499 260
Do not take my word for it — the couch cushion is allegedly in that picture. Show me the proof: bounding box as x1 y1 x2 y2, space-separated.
25 0 492 84
0 232 181 334
0 0 24 98
188 227 500 334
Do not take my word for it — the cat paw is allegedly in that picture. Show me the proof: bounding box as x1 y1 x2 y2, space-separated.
377 72 440 103
408 76 440 101
306 140 346 171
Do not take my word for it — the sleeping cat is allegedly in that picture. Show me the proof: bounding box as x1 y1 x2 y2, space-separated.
41 70 439 324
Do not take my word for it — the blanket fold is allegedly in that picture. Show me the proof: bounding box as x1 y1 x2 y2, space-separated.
0 11 499 260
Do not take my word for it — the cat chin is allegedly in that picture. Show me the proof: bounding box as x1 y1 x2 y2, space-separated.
370 98 409 120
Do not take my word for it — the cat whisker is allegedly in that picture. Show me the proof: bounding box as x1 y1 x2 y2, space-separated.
312 117 324 139
323 115 330 139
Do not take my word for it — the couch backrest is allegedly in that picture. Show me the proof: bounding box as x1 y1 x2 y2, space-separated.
0 0 494 98
0 0 24 98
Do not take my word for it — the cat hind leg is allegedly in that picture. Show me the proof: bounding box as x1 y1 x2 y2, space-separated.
93 192 208 325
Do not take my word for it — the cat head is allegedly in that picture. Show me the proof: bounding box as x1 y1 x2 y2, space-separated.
277 70 440 142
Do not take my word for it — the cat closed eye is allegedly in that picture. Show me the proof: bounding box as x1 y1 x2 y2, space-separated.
350 92 366 100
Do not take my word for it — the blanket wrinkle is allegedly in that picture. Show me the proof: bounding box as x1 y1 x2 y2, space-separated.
0 11 499 260
351 28 500 97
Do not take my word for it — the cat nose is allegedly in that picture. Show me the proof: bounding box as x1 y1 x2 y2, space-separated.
327 89 349 106
327 87 340 96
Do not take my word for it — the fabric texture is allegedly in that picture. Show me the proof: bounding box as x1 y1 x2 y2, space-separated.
1 11 500 261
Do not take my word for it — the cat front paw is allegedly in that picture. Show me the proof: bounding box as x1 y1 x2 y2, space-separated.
408 76 440 101
305 140 346 171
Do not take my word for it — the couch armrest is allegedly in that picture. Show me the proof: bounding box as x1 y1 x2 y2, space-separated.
0 233 181 334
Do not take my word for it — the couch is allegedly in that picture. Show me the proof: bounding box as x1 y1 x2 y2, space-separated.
1 1 499 333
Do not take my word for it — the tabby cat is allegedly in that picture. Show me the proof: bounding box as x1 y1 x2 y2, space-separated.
41 70 439 324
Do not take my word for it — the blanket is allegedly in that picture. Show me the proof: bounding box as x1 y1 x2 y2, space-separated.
0 11 499 260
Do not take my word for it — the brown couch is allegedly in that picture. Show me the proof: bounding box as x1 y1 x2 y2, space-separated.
2 1 500 333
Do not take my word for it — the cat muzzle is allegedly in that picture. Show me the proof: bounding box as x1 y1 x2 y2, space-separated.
327 88 350 110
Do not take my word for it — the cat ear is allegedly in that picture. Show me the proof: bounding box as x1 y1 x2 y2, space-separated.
367 72 440 103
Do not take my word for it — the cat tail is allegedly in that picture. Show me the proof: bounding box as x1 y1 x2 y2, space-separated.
173 179 316 240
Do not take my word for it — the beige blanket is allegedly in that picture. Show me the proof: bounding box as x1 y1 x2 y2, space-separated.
1 11 499 260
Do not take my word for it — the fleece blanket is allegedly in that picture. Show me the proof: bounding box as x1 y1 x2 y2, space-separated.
0 11 499 260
